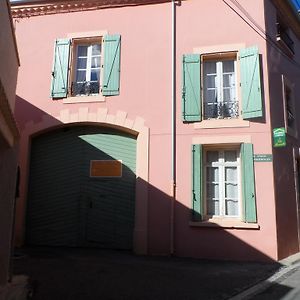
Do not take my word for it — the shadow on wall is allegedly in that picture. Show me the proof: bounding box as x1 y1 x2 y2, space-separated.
26 125 137 250
263 0 300 260
13 95 277 262
15 96 48 128
12 95 298 298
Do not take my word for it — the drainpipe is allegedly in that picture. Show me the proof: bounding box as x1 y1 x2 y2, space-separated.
170 0 176 255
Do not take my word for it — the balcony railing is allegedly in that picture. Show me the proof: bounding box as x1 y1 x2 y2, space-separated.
204 101 239 119
71 81 100 96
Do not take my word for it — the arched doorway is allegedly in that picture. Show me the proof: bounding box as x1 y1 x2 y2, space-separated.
26 125 137 250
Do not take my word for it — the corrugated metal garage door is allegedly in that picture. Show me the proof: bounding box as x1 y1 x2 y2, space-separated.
26 126 136 249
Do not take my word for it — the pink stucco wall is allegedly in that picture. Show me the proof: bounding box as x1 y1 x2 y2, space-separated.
173 0 277 261
13 0 300 261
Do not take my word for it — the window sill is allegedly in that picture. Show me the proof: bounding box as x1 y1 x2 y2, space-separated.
189 219 260 229
63 95 105 104
194 118 249 129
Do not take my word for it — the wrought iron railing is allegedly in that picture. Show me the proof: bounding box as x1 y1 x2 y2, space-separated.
71 81 100 96
204 101 239 119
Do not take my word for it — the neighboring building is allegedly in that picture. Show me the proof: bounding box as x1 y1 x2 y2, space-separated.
0 0 20 291
10 0 300 261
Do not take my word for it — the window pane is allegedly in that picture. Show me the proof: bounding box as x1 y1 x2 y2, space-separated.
76 57 87 70
205 89 217 103
76 70 86 82
207 183 219 198
225 183 238 199
223 60 234 73
204 61 216 74
206 166 219 181
204 101 218 119
223 88 230 102
91 70 100 82
92 44 101 56
205 74 216 89
204 62 217 107
225 151 237 162
208 199 220 215
225 167 238 200
77 45 88 57
223 73 234 88
91 57 101 68
225 200 238 216
225 166 237 180
206 151 219 164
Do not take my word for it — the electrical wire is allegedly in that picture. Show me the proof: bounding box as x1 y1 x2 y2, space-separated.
223 0 300 71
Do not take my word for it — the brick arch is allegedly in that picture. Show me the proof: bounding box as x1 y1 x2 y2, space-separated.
16 107 149 255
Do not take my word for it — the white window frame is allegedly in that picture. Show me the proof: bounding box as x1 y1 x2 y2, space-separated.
64 31 107 104
75 43 101 85
71 38 102 97
193 44 250 129
202 53 238 120
203 60 237 105
204 147 241 218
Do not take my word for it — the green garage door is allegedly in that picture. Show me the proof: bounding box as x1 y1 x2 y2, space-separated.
26 126 137 249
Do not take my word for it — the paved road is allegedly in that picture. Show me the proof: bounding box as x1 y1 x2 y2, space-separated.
13 247 280 300
249 263 300 300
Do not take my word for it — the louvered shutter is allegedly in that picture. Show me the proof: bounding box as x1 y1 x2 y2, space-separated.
192 144 203 221
102 34 121 96
182 54 201 122
240 46 263 119
241 143 257 223
50 39 70 99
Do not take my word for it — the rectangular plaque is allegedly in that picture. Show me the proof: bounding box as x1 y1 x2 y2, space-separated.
253 154 273 162
273 127 286 147
90 160 122 177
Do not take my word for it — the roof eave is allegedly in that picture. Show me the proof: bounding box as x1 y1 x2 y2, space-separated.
11 0 172 18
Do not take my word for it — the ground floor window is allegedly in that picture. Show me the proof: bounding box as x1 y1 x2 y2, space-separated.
205 148 240 217
191 143 257 223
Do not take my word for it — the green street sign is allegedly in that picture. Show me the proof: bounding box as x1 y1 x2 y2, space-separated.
273 127 286 147
253 154 273 162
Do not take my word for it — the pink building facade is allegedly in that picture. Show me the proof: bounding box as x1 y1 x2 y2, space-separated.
11 0 300 261
0 0 19 290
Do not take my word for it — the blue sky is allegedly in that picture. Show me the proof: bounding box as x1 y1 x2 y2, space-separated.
292 0 300 10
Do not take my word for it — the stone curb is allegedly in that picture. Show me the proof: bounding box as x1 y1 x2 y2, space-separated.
279 252 300 267
228 252 300 300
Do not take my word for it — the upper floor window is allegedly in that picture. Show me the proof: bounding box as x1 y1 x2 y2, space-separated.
282 75 297 136
50 34 121 100
276 19 294 55
182 46 263 123
203 55 238 120
72 41 102 96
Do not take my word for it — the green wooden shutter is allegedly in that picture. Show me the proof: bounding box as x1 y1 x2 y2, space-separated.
51 39 70 99
182 54 201 122
102 34 121 96
240 46 263 119
241 143 257 223
191 144 203 221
